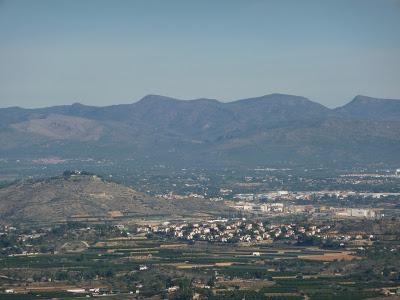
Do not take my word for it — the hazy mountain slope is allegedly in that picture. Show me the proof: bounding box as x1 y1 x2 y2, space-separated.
228 94 330 123
0 93 399 167
11 114 104 141
214 117 400 166
0 174 230 224
334 95 400 121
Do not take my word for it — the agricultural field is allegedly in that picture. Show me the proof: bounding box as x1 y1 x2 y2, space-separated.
1 219 399 299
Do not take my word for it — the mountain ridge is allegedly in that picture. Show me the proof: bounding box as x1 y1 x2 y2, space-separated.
2 93 399 110
334 95 400 121
0 93 399 167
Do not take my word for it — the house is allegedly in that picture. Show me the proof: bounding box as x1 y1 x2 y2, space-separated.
139 265 148 271
67 288 86 293
167 286 180 293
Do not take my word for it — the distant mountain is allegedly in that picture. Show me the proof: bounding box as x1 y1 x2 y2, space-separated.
0 173 230 224
0 93 399 167
10 114 103 141
334 95 400 121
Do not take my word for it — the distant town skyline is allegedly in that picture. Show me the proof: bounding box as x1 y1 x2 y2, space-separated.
1 0 399 108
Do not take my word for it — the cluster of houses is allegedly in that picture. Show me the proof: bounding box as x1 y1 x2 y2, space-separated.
233 190 400 202
227 201 380 219
137 219 334 244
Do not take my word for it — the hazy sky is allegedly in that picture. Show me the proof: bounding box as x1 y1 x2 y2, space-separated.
0 0 399 108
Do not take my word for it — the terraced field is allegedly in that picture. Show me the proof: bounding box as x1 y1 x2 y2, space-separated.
0 233 386 299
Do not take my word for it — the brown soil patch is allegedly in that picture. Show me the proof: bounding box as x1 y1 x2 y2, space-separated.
299 251 359 261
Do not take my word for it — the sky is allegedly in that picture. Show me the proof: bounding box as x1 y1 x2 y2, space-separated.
0 0 399 109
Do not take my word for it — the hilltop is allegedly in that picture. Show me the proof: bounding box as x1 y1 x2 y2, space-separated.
0 172 230 224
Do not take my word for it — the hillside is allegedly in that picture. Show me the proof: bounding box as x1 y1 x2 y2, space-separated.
0 93 399 167
0 173 229 224
334 95 400 121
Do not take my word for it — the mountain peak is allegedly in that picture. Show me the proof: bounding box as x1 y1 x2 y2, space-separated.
137 94 220 105
351 95 381 104
232 93 312 104
71 102 85 107
137 94 180 104
335 95 400 120
230 94 329 114
351 95 400 103
264 93 305 98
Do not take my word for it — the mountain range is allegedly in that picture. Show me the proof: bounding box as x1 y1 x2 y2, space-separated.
0 93 399 167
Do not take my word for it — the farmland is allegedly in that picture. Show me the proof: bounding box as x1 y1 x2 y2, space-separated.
1 218 399 299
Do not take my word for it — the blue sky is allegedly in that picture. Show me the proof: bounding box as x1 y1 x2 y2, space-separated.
0 0 399 108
